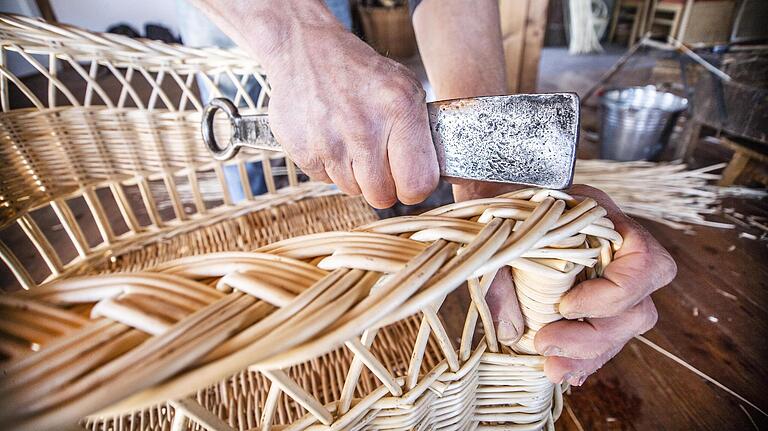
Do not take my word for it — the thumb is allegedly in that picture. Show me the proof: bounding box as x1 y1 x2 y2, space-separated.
486 266 525 346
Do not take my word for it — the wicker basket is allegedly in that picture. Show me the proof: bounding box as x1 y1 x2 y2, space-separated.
0 14 622 431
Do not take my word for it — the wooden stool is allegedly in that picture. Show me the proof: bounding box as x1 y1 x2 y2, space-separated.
717 137 768 186
609 0 651 46
647 0 686 39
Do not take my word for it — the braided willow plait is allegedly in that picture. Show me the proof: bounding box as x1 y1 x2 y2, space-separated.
0 188 621 431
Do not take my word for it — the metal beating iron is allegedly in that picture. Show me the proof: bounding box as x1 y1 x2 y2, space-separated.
202 93 579 189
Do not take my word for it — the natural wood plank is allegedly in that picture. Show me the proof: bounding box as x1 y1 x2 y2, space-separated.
519 0 548 93
499 0 529 92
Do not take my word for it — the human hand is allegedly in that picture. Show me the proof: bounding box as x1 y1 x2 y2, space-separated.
196 0 439 208
488 185 677 386
264 23 438 208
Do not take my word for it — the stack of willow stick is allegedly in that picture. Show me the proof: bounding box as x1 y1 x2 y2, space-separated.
573 160 766 231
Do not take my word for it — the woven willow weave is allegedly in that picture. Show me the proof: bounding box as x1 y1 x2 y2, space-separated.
0 13 332 290
2 187 622 431
0 14 623 431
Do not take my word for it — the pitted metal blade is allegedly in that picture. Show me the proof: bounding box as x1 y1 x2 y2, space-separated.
427 93 579 189
203 93 579 189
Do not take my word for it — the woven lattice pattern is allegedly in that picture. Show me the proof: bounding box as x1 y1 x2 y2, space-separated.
0 13 313 290
1 188 621 430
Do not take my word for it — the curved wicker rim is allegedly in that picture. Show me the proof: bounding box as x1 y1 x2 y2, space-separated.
1 188 621 430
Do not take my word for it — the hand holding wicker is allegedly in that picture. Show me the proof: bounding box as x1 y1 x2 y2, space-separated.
485 185 677 387
538 185 676 386
2 188 630 430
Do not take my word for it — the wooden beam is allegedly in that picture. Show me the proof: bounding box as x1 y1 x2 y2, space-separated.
499 0 529 93
499 0 549 93
519 0 549 93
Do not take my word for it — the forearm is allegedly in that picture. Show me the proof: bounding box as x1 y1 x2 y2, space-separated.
413 0 507 100
413 0 515 201
190 0 343 73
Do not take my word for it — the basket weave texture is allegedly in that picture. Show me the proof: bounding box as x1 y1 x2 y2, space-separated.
2 187 622 431
0 14 623 431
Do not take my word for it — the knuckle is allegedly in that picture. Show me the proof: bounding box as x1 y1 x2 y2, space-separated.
396 170 438 204
341 185 363 196
292 153 323 174
367 193 397 209
637 234 677 289
623 297 659 336
384 81 424 112
366 186 398 208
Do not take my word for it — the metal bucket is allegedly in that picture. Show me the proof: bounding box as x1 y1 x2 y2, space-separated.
600 86 688 161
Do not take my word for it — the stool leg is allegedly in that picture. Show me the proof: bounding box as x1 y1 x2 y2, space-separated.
669 5 683 39
673 119 701 161
609 0 623 42
629 5 640 46
720 151 750 186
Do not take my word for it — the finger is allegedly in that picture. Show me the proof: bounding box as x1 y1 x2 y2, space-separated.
543 344 622 386
352 153 397 209
386 90 439 205
559 216 676 319
324 156 362 196
534 297 658 360
486 267 525 345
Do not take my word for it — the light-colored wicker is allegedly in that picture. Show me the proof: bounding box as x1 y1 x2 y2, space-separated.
0 14 623 431
2 187 622 431
0 13 335 290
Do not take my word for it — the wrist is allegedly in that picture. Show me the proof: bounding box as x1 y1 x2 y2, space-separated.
195 0 344 74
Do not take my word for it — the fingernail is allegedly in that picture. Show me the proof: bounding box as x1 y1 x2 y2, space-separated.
496 322 523 346
543 346 563 356
496 322 520 347
558 300 589 319
559 306 588 319
562 371 586 386
562 311 588 319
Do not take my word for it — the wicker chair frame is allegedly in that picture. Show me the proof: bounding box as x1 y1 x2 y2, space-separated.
0 14 622 431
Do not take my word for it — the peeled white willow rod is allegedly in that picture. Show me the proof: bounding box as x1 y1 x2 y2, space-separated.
634 335 767 417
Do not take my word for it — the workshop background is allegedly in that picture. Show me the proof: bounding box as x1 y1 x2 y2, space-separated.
1 0 767 430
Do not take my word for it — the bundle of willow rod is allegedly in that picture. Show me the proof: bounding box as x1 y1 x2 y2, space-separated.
567 0 604 54
0 188 621 430
573 160 766 231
